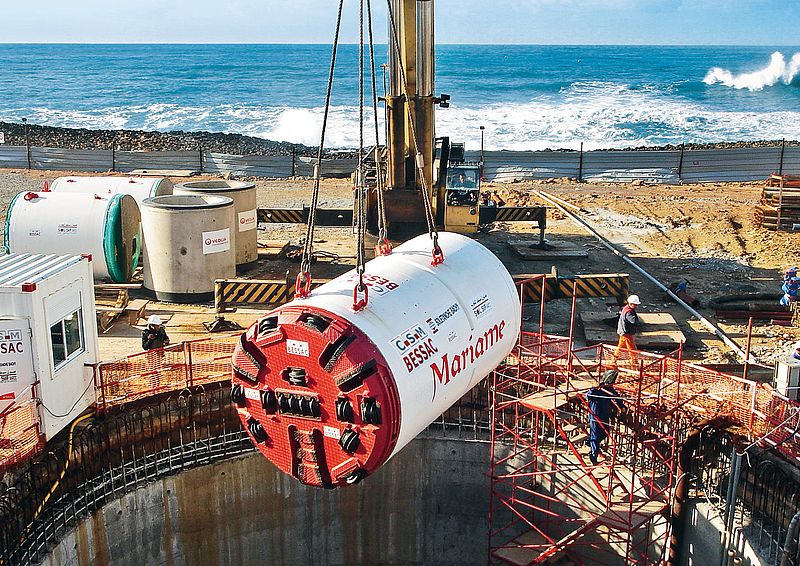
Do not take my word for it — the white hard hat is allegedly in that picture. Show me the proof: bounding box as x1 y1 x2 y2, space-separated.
147 315 163 326
627 295 641 305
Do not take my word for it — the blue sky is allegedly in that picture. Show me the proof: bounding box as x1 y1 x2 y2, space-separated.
3 0 799 45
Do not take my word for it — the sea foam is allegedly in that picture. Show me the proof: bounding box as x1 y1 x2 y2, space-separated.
5 80 800 151
704 51 800 91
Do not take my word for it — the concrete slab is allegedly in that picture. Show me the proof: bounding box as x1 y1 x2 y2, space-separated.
129 169 196 177
258 240 289 260
581 311 686 350
507 239 589 260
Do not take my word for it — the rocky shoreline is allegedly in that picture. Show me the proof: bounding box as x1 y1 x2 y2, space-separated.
0 121 797 155
0 121 319 157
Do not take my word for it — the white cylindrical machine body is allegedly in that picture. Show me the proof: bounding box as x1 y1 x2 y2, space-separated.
231 232 520 488
174 181 257 266
50 176 173 205
4 192 142 283
140 194 236 303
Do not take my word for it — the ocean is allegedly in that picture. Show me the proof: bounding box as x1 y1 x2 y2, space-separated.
0 44 798 151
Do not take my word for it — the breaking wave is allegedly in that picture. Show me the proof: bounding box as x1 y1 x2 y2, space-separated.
704 51 800 91
4 81 800 151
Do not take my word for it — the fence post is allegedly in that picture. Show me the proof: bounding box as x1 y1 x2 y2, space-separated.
291 145 297 177
578 142 584 183
198 143 204 174
185 342 193 388
779 138 786 176
111 133 116 172
678 143 685 183
23 118 31 170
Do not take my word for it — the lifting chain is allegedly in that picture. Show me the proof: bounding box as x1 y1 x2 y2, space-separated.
385 0 443 266
367 0 391 258
353 0 369 311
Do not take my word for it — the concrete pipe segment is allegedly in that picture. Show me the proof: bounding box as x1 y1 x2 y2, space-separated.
231 232 520 488
140 194 236 303
4 191 141 283
50 176 173 205
174 180 257 266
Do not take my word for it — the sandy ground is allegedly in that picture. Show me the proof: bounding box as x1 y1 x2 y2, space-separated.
0 168 796 373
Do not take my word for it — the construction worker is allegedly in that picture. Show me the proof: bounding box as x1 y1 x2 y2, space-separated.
613 294 641 362
586 370 624 465
781 277 800 306
142 315 170 351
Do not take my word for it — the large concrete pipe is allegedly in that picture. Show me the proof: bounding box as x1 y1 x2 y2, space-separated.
140 195 236 302
174 181 257 267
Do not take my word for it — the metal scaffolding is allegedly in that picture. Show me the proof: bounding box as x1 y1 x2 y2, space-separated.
488 278 800 565
487 332 685 565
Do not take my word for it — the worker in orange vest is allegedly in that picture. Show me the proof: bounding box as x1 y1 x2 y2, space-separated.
613 294 640 362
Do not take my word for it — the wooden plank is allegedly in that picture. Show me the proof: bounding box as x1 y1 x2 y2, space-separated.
596 500 667 530
491 529 568 566
581 311 686 349
508 239 588 260
258 240 290 260
520 390 569 411
125 298 149 325
129 169 196 177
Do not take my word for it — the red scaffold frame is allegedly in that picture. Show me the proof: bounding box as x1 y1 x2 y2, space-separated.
487 277 800 565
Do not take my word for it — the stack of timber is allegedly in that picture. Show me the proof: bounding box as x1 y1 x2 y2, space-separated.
95 287 129 333
756 175 800 230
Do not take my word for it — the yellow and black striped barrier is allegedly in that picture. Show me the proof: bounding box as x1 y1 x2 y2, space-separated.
215 272 627 312
492 206 547 223
258 206 544 227
514 273 629 303
257 207 353 226
214 278 331 313
257 208 304 224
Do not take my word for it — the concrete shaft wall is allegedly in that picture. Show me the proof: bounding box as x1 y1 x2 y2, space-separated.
681 501 767 566
40 437 491 566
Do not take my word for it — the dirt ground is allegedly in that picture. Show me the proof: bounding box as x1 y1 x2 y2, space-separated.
1 168 796 374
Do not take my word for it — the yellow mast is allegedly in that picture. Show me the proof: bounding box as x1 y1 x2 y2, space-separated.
385 0 437 220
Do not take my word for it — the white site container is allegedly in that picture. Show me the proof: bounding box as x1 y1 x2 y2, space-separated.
231 232 520 487
0 253 99 440
775 361 800 402
4 191 142 283
50 176 173 205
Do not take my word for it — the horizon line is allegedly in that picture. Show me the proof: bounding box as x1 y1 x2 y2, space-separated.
1 42 799 48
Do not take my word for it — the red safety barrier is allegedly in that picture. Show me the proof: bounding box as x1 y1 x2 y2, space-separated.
96 335 239 412
0 387 45 473
519 332 800 464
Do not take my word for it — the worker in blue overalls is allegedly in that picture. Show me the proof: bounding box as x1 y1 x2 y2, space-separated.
586 370 625 465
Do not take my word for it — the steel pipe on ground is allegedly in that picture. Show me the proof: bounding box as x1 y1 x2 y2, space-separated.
533 191 761 365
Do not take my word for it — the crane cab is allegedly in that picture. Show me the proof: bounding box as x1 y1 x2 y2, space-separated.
443 164 481 234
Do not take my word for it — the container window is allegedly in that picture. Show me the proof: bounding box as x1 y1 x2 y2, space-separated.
50 322 66 366
50 309 84 370
64 312 82 356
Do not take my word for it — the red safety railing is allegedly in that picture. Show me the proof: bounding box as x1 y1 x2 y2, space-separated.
521 332 800 465
0 386 45 472
95 335 239 411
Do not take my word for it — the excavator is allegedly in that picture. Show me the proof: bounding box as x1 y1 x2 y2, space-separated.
372 0 545 237
259 0 547 240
